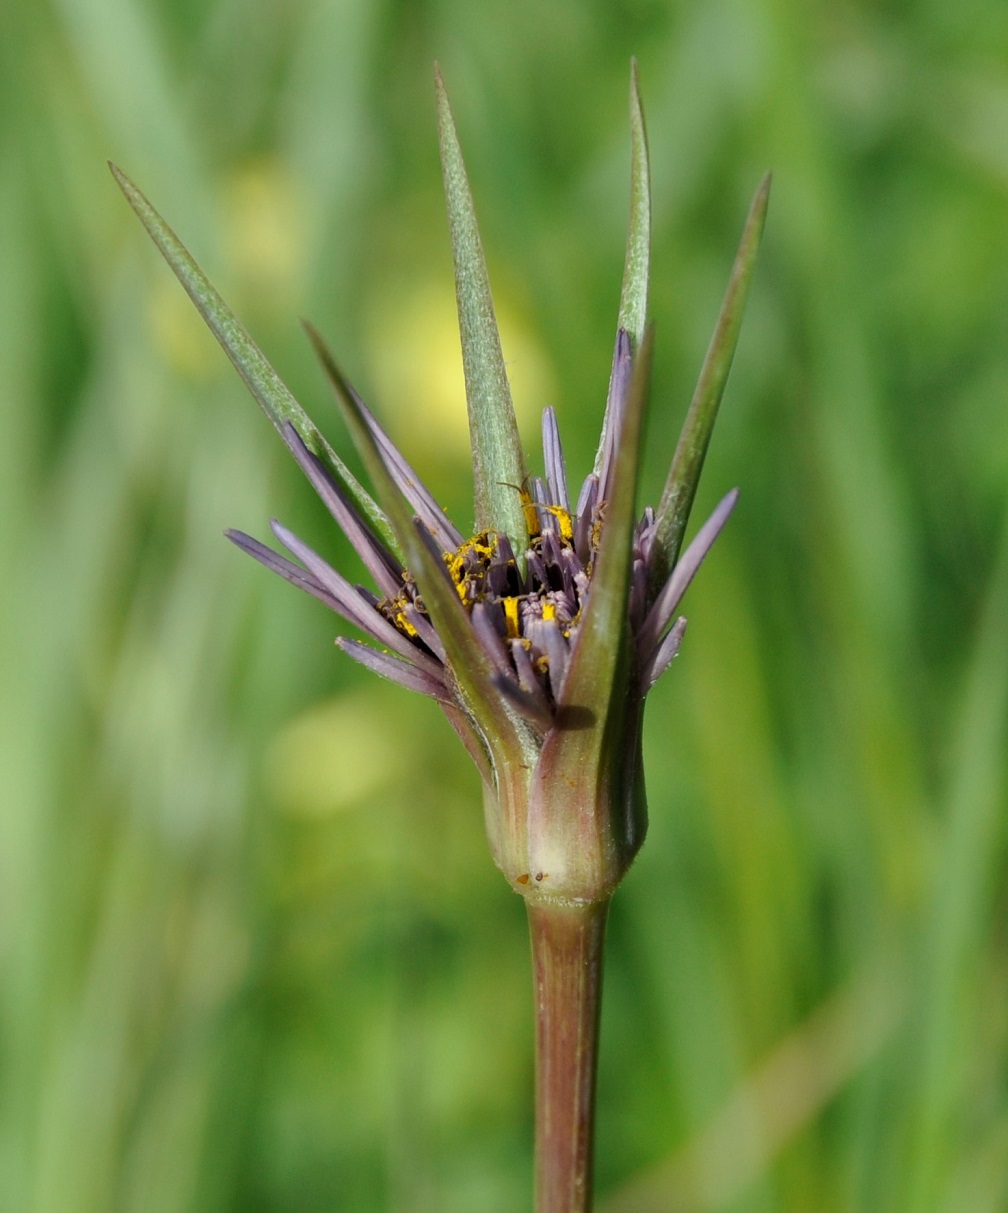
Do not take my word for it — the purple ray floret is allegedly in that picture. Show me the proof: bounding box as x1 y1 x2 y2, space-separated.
280 422 403 600
643 616 688 690
336 636 449 700
542 407 569 511
225 529 342 611
340 374 463 553
636 487 739 660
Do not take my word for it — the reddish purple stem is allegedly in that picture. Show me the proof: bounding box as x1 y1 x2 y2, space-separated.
528 900 609 1213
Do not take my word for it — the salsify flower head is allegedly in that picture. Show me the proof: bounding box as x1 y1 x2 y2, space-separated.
112 62 768 907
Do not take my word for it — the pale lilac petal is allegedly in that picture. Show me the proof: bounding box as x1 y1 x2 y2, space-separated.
597 329 633 501
573 474 599 564
575 473 599 516
270 519 443 676
628 555 648 631
525 615 569 695
510 638 551 712
404 605 446 662
542 406 569 510
637 488 738 660
494 674 554 729
471 602 513 677
226 529 341 611
342 377 463 552
336 637 450 701
281 422 403 598
643 616 688 689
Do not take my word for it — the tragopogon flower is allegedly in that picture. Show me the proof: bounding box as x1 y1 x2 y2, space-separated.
112 63 768 907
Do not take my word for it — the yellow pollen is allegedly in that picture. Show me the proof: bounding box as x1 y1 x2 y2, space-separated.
444 533 496 600
519 489 540 538
503 596 521 639
590 508 605 551
542 601 556 622
543 506 573 542
395 610 418 638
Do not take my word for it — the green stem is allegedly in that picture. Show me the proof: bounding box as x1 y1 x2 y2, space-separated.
528 899 609 1213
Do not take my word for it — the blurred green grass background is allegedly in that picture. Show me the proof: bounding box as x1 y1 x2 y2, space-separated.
2 1 1007 1210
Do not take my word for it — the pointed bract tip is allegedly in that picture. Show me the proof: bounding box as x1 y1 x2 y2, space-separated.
108 161 135 201
434 62 451 114
751 172 772 231
302 317 341 381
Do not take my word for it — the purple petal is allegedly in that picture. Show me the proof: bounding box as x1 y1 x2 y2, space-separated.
510 638 552 710
643 616 687 689
542 407 569 510
281 422 403 598
343 376 463 553
226 529 341 611
494 673 554 730
573 474 599 564
525 615 570 697
637 488 738 661
471 602 514 677
336 637 450 701
404 605 446 662
269 519 443 676
628 555 648 631
596 329 633 501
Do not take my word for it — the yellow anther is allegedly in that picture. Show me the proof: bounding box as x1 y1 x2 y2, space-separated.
519 489 540 539
543 506 573 543
542 601 556 622
503 596 521 639
444 533 497 603
590 510 605 551
396 610 418 638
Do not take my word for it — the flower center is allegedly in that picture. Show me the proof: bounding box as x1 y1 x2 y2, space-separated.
379 488 605 701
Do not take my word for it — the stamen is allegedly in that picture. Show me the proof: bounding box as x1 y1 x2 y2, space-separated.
503 597 521 638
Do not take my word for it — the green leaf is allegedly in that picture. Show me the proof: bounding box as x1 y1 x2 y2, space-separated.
109 163 399 558
434 66 529 554
303 321 528 769
595 59 651 478
649 172 771 591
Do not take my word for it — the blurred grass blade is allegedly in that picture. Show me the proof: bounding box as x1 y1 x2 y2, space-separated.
109 163 399 557
649 173 770 590
596 59 651 478
435 66 529 554
304 321 527 768
903 507 1008 1210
